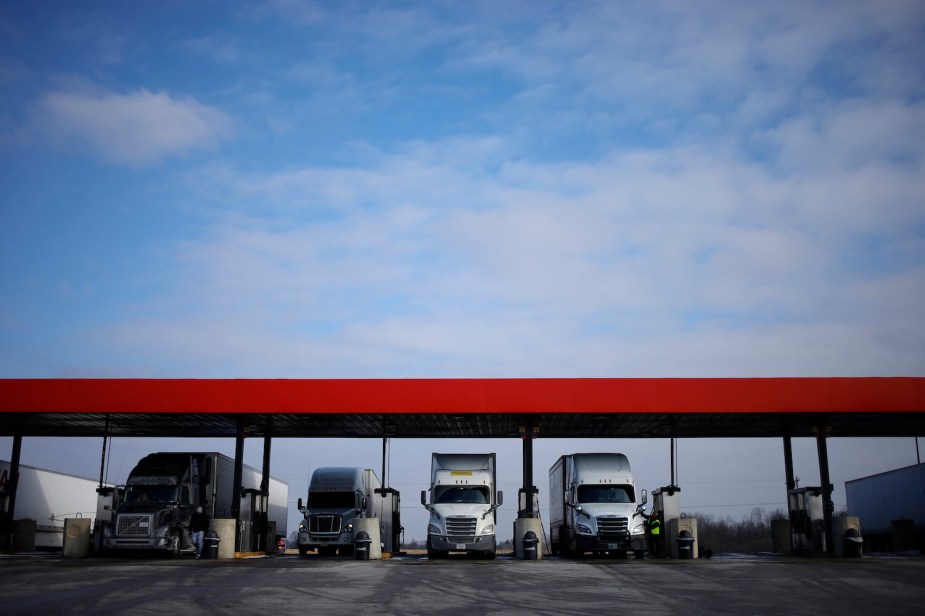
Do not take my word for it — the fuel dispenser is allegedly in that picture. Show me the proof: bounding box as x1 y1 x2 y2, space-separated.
239 488 269 553
92 486 120 552
788 487 825 553
652 485 699 559
374 486 402 555
514 487 544 560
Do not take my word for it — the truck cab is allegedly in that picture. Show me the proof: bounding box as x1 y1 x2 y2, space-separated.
297 467 379 556
421 453 502 559
101 453 202 555
550 453 648 558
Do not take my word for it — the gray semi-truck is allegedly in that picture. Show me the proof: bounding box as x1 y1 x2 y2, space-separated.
297 467 401 556
99 452 287 555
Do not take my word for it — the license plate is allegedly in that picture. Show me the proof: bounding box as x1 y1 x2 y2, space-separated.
456 544 466 550
608 543 619 549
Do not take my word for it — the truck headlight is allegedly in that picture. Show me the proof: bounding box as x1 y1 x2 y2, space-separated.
428 524 441 535
577 523 593 534
481 525 494 535
346 523 353 532
632 523 645 535
299 522 306 532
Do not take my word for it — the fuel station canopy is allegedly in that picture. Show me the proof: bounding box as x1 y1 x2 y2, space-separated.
2 377 923 439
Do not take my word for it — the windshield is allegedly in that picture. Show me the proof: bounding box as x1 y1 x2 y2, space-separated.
434 486 490 504
577 484 634 504
124 485 178 504
309 492 356 509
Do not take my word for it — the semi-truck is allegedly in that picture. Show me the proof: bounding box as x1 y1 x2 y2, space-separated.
99 452 288 555
296 467 398 556
549 453 647 558
421 453 502 559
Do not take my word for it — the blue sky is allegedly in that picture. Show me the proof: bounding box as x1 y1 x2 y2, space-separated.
1 1 924 542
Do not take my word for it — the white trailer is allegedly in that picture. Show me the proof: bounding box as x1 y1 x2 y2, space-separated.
1 461 109 550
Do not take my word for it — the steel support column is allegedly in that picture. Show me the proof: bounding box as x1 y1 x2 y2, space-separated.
783 435 795 491
2 428 22 551
815 423 834 555
232 415 246 551
260 430 272 495
521 418 535 517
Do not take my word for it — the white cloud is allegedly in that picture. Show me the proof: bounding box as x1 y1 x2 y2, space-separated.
37 87 233 166
79 124 925 378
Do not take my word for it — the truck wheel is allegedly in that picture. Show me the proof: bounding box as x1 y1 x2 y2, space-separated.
169 532 181 557
550 542 559 556
298 546 308 556
634 550 645 560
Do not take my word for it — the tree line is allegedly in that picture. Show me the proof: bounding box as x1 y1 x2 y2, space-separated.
693 507 784 554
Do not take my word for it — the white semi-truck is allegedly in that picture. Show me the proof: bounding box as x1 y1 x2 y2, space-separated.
100 452 288 555
296 467 399 556
549 453 647 558
421 453 502 559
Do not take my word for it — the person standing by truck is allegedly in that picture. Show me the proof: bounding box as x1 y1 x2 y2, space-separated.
646 509 663 558
190 507 209 559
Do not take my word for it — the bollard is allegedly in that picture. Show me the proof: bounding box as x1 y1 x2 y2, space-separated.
203 531 220 559
677 530 695 560
843 528 863 558
523 531 538 561
354 531 371 561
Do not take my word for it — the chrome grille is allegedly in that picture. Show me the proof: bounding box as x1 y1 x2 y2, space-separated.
596 516 629 538
309 515 342 534
117 514 153 537
446 516 477 540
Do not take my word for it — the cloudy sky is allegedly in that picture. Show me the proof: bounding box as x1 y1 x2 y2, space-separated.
1 1 923 542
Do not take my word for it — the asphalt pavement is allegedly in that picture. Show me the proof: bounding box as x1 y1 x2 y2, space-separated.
1 552 922 615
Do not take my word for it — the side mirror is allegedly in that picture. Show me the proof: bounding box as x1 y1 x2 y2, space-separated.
641 489 648 505
497 491 503 506
297 497 303 511
420 490 427 506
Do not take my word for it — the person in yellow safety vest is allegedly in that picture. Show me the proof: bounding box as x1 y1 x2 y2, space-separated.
646 509 663 558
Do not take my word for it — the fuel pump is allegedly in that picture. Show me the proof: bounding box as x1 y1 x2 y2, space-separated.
788 487 825 553
652 485 699 559
239 488 269 553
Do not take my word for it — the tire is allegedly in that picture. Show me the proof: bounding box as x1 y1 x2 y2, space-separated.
634 550 645 560
168 532 181 558
298 546 308 556
426 537 447 559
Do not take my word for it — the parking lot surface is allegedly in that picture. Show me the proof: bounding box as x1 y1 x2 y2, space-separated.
1 552 923 615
